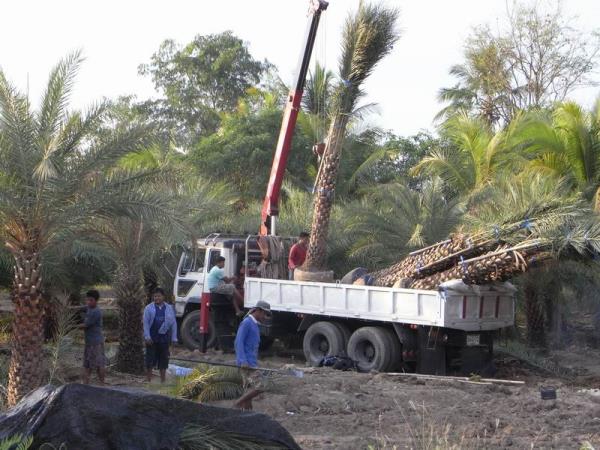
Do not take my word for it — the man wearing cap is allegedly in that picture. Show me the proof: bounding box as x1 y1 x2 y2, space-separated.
234 300 271 410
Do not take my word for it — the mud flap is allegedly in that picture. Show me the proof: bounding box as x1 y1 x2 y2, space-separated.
460 345 495 376
416 327 446 375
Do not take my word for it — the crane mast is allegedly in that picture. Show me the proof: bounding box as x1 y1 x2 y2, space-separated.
260 0 328 236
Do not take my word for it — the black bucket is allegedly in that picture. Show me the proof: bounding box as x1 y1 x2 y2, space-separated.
540 386 557 400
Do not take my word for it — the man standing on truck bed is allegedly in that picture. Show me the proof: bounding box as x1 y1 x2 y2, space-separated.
234 300 271 410
207 256 244 317
288 232 309 280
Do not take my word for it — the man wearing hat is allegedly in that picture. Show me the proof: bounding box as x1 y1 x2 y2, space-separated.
234 300 271 410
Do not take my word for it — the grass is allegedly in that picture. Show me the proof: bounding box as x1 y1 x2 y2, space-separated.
368 400 490 450
496 339 579 378
46 297 79 385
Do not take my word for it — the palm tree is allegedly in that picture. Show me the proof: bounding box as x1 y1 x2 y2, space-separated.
516 100 600 208
0 53 161 405
302 62 335 119
344 178 463 269
303 2 399 273
80 217 160 373
436 48 512 128
412 112 518 199
298 63 335 146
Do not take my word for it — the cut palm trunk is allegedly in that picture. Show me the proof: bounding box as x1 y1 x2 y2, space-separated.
369 215 550 287
410 244 552 290
302 3 399 275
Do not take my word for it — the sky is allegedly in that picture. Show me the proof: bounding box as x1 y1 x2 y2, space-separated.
1 0 599 136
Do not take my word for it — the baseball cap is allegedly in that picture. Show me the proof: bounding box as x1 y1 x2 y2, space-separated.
253 300 271 315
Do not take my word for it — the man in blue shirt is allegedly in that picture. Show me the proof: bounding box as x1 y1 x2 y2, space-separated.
143 287 178 383
234 300 271 410
207 256 244 316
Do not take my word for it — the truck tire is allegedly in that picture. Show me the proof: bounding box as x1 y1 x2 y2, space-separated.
333 322 351 352
303 321 347 366
347 327 393 372
181 310 216 351
382 328 402 371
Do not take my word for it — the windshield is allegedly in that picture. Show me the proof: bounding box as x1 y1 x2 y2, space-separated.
179 248 207 275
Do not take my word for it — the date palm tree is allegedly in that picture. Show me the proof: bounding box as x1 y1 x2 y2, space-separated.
303 2 399 273
412 112 519 199
0 53 163 405
516 100 600 209
344 178 463 269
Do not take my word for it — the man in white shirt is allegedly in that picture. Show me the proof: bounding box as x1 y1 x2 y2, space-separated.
206 256 244 316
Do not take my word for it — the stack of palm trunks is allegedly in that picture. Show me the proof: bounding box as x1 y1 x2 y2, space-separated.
368 225 556 290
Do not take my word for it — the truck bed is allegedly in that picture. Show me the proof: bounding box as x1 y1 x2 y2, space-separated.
244 277 515 332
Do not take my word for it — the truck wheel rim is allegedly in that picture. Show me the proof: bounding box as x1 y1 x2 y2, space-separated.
311 335 329 357
355 340 375 362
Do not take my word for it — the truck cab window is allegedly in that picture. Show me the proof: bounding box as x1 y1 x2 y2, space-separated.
208 250 221 270
179 248 207 275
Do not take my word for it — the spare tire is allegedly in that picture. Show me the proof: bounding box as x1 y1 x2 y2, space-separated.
347 327 393 372
303 321 347 366
181 309 216 350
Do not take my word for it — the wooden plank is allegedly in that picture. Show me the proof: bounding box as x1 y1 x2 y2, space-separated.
383 371 524 386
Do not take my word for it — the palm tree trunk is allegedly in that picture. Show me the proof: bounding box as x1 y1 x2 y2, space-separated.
524 277 546 348
304 114 350 271
7 249 44 406
115 264 146 374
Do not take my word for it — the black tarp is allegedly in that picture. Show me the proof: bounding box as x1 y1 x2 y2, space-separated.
0 384 300 450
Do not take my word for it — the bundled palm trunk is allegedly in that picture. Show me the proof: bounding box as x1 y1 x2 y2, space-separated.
410 244 552 290
368 214 560 288
370 233 496 286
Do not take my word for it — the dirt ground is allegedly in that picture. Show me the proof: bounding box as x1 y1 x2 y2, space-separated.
2 294 600 449
69 342 598 450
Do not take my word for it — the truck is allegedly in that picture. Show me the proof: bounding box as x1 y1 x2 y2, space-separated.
173 0 517 375
174 234 516 375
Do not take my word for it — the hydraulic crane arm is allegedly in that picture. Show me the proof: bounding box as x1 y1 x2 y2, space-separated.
260 0 328 236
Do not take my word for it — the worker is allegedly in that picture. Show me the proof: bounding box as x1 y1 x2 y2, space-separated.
234 300 272 410
207 256 244 317
143 287 178 383
81 289 106 385
288 232 310 280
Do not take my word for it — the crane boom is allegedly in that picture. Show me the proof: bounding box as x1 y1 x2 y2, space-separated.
260 0 328 236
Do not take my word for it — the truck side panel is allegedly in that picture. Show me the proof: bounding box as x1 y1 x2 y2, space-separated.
245 277 515 332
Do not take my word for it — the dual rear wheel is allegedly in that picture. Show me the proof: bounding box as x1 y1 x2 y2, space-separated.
302 321 401 372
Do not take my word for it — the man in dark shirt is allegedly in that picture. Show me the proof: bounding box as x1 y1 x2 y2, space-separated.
81 289 106 384
288 232 309 280
143 287 177 383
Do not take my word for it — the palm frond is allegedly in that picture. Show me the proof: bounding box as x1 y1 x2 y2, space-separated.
35 50 84 182
333 3 400 115
177 424 285 450
175 365 243 402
